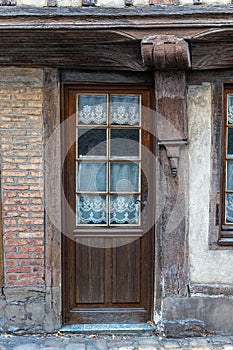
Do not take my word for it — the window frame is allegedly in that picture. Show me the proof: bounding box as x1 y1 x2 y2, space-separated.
219 84 233 245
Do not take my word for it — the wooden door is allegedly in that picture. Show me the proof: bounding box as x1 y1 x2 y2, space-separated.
62 84 155 324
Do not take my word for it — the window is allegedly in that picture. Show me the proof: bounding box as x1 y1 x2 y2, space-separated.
76 93 142 226
220 86 233 244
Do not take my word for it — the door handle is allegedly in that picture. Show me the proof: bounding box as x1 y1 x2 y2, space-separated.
135 188 147 207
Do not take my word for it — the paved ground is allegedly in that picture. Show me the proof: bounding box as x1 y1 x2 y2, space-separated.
0 333 233 350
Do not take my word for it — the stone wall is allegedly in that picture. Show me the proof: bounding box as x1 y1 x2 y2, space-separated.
0 0 231 7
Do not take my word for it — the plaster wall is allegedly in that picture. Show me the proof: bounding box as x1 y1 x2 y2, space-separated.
188 83 233 285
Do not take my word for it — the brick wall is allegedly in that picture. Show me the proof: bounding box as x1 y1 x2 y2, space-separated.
0 0 231 7
0 68 44 288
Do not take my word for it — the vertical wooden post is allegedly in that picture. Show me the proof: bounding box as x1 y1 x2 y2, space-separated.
141 35 190 297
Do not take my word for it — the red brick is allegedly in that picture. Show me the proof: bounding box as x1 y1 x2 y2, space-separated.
20 273 44 279
6 253 32 259
4 192 17 198
2 171 29 177
31 213 44 218
6 261 17 266
3 206 17 211
31 199 43 204
6 267 31 273
32 253 44 259
19 232 44 239
4 233 17 239
5 247 17 253
4 226 31 233
18 259 43 266
4 219 17 225
18 192 42 198
5 239 31 246
4 198 29 205
7 274 17 280
18 246 44 253
18 219 43 225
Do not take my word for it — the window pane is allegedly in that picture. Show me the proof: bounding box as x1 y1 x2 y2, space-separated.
226 193 233 223
76 195 107 225
110 162 139 192
227 128 233 157
77 162 107 192
228 94 233 125
110 129 140 158
77 128 107 158
110 195 140 224
77 94 107 125
110 95 140 126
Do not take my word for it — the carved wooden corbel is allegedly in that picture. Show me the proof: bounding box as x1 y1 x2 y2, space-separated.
141 35 190 176
141 35 191 72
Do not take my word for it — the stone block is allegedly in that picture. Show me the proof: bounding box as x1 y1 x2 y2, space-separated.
66 344 86 350
132 0 149 5
13 345 38 350
95 0 124 6
57 0 82 5
164 319 207 338
202 0 231 3
150 0 176 4
0 0 16 5
17 0 47 5
179 0 192 4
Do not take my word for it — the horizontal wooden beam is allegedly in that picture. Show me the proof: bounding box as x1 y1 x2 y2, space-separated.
191 42 233 70
0 6 233 30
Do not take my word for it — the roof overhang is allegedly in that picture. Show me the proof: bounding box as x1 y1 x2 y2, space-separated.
0 6 233 70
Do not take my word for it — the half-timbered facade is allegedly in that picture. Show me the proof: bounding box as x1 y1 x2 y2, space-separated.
1 1 233 335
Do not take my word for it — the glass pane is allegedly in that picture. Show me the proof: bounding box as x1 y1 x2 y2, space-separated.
228 94 233 125
77 128 107 158
110 162 139 192
76 195 107 225
227 128 233 157
77 162 107 192
110 129 140 158
226 161 233 191
77 94 107 125
226 193 233 223
110 195 140 225
110 95 140 126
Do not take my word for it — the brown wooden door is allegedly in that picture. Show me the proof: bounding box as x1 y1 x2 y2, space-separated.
62 84 155 324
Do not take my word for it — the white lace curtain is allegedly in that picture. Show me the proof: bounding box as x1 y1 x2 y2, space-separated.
77 162 139 225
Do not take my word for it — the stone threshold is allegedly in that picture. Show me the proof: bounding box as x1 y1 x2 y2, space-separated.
60 323 156 333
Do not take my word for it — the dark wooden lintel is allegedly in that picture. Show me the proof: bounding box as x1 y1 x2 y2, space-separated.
0 6 233 30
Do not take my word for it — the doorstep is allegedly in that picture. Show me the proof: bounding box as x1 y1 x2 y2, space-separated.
60 323 156 333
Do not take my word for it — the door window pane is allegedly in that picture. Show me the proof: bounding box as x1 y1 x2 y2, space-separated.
110 95 140 126
110 195 140 224
110 129 140 158
77 162 107 192
110 162 139 192
76 195 107 225
77 128 107 158
77 94 107 125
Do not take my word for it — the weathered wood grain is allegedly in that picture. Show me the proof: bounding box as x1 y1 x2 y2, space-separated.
192 42 233 70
